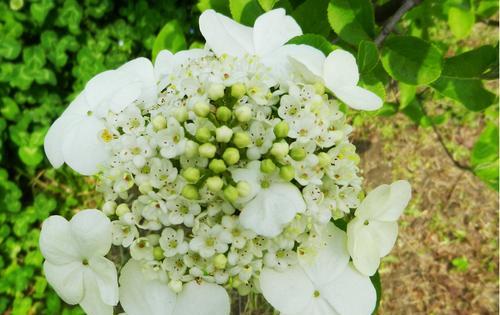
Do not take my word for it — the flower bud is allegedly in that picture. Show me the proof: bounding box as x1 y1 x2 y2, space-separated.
152 115 167 130
222 147 240 165
270 142 289 159
153 246 164 260
174 107 188 122
185 140 199 158
279 165 295 181
233 132 251 148
236 181 251 197
317 152 332 167
169 280 183 294
273 121 289 138
231 83 246 98
216 106 232 122
215 126 233 143
195 127 212 143
116 203 130 217
138 183 153 194
182 184 199 200
182 167 200 183
289 147 306 161
199 143 217 158
206 176 224 192
313 82 325 95
223 185 238 203
234 106 251 122
260 159 276 173
209 159 227 174
208 84 225 100
214 254 228 269
194 101 210 117
102 201 116 216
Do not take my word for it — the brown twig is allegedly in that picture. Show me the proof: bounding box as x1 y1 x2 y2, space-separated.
375 0 422 46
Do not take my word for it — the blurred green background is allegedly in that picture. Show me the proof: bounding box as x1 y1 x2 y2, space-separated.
0 0 497 314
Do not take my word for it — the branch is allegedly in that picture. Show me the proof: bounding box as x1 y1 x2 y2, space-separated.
375 0 422 46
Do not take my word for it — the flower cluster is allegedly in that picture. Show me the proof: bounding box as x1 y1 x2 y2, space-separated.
41 8 410 315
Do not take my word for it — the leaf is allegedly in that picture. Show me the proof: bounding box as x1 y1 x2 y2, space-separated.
18 146 44 167
230 0 264 25
476 0 499 18
471 123 499 190
0 38 22 60
292 0 330 37
441 45 498 79
196 0 231 16
399 82 416 109
327 0 375 45
287 34 334 55
30 0 55 25
431 77 496 111
370 271 382 315
381 36 443 85
0 97 20 121
152 20 187 62
357 40 379 74
448 6 475 40
402 99 428 126
258 0 277 11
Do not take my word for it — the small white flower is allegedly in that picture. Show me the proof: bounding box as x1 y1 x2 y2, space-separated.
39 210 118 315
112 220 139 247
130 237 154 261
219 216 256 249
189 224 229 258
166 198 201 227
155 118 187 159
347 180 411 276
159 228 189 257
163 255 188 280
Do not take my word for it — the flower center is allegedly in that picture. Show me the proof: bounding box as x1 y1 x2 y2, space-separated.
82 258 89 266
313 290 320 298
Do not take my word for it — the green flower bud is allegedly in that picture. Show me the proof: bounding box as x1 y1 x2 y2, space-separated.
279 165 295 181
223 185 239 203
222 147 240 165
317 152 332 167
185 140 199 158
289 147 306 161
231 83 246 98
209 159 227 174
174 107 189 122
233 132 251 148
236 181 251 197
182 167 200 183
199 143 217 158
274 121 289 138
206 176 224 192
215 126 233 143
234 106 252 122
153 246 164 260
169 280 183 294
182 184 199 200
102 201 116 216
214 254 228 269
116 203 130 217
270 142 289 159
260 159 276 173
313 82 325 95
208 84 225 100
138 183 153 194
195 127 212 143
152 115 167 130
194 102 210 117
216 106 232 122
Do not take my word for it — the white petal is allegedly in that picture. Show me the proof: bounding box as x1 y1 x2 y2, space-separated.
43 261 84 305
230 161 262 203
63 93 92 116
39 215 79 264
61 115 109 175
84 70 126 113
333 85 383 110
260 266 315 314
171 49 209 68
175 281 230 315
355 180 411 221
156 49 209 90
118 57 157 107
119 259 176 315
299 223 349 287
44 116 70 168
253 8 302 56
347 217 381 276
322 263 376 315
70 209 112 258
366 220 398 257
323 49 359 90
154 49 173 80
80 269 114 315
107 82 142 114
240 182 306 237
89 256 119 306
199 9 254 57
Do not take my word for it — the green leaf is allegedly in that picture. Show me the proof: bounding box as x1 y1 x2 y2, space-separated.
471 123 498 190
152 20 187 61
292 0 330 37
327 0 375 45
287 34 334 55
230 0 264 25
18 146 44 167
197 0 231 16
431 77 496 111
370 271 382 314
441 45 498 79
357 40 379 74
381 36 443 85
448 6 475 40
0 37 22 60
402 99 428 126
399 82 416 109
1 97 20 120
56 0 83 34
476 0 499 18
30 0 55 25
258 0 277 11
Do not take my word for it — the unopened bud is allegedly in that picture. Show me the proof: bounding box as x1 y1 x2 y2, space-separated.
209 159 227 174
274 121 289 138
194 102 210 117
260 159 276 173
206 176 224 192
153 247 164 260
182 167 200 183
208 84 225 100
214 254 228 269
317 152 332 167
223 185 239 203
270 142 289 158
102 201 116 216
116 203 130 217
279 165 295 181
185 140 199 158
199 143 217 158
182 185 199 200
169 280 183 293
233 132 251 148
222 147 240 165
236 181 251 197
234 106 252 122
289 147 306 161
216 106 232 122
195 127 212 143
174 107 188 122
139 183 153 194
231 83 246 98
215 126 233 143
152 115 167 130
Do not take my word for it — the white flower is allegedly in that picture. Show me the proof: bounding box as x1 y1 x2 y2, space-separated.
159 228 189 257
260 223 376 315
130 237 154 261
189 224 229 258
163 255 188 280
166 198 201 227
155 118 187 159
287 47 383 110
119 259 230 315
112 221 139 247
347 180 411 276
219 215 256 249
154 49 209 90
231 161 306 237
39 210 118 315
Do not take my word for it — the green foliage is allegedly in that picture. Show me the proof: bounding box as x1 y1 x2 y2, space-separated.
327 0 375 45
152 20 187 61
288 34 335 55
470 124 499 190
